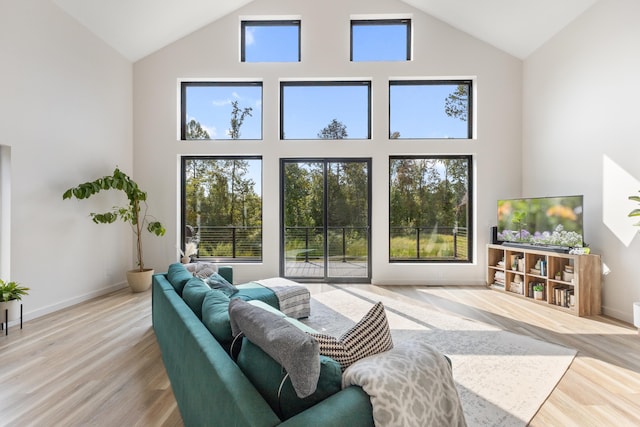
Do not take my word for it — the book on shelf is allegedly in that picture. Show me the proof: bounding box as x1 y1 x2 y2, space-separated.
552 286 574 308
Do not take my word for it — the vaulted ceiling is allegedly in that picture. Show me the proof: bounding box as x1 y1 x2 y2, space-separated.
52 0 599 62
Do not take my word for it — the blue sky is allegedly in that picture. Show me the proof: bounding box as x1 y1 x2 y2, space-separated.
184 20 468 141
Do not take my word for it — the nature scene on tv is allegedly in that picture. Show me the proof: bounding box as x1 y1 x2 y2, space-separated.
497 196 584 248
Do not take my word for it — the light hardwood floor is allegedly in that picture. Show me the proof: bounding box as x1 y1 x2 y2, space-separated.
1 284 639 426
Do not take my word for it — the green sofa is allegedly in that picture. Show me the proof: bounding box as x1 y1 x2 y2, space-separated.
152 263 374 427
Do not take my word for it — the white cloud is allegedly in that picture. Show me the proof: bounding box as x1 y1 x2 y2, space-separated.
245 28 255 46
212 99 231 107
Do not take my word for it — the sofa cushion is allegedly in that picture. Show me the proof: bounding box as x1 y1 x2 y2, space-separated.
310 301 393 369
167 263 194 296
206 272 238 297
201 290 233 344
182 277 211 319
229 299 320 399
237 338 342 420
234 282 279 308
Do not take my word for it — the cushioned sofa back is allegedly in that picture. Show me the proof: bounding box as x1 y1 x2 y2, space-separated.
151 276 281 427
238 339 342 420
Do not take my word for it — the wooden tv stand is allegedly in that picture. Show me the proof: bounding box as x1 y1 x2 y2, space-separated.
486 244 601 317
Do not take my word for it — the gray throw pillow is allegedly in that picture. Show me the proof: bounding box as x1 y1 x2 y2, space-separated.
228 299 320 398
206 272 238 297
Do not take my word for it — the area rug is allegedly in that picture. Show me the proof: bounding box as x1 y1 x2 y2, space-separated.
303 287 576 427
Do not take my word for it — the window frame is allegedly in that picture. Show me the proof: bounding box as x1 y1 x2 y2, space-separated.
180 81 263 141
279 80 372 140
388 80 473 140
240 19 301 63
350 19 411 62
388 154 473 263
181 155 263 263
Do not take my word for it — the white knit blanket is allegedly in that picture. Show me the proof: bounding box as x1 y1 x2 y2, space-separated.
342 340 467 427
254 277 310 319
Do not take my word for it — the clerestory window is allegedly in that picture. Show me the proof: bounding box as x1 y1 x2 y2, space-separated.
389 80 472 139
181 81 262 140
241 20 301 62
351 19 411 62
280 81 371 140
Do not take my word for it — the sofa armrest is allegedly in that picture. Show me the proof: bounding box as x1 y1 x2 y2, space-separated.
278 386 373 427
218 265 233 284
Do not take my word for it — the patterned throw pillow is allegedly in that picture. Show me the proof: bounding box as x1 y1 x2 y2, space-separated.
311 301 393 369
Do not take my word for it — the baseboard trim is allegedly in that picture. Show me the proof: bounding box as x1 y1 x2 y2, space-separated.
12 281 129 326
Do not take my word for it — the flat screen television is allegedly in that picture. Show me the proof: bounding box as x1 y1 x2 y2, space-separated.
497 195 584 249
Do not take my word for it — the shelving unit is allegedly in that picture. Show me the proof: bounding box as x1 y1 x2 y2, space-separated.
486 244 602 317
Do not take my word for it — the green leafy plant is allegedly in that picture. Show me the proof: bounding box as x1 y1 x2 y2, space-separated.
629 191 640 226
63 167 166 272
533 284 544 292
0 279 30 302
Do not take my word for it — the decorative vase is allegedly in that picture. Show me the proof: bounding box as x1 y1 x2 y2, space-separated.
181 256 190 264
126 268 154 293
0 299 21 321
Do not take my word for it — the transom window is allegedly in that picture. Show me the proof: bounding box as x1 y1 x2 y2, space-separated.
280 81 371 140
181 82 262 140
241 20 301 62
389 80 472 139
182 156 262 262
389 155 472 262
351 19 411 62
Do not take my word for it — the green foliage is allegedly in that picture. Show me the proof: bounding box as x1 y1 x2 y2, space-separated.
185 119 210 139
629 192 640 226
184 159 261 231
229 101 253 140
317 119 348 139
0 279 29 302
389 158 469 232
63 167 166 271
444 84 469 121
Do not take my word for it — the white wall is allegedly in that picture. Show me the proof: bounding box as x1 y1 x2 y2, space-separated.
0 0 133 319
133 0 522 286
523 0 640 322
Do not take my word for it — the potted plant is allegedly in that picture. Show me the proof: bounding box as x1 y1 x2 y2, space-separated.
179 241 198 264
0 279 29 321
533 284 545 301
63 167 166 292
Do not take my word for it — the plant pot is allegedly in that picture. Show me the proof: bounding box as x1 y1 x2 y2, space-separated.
126 269 154 293
534 291 544 301
181 256 190 264
0 299 21 321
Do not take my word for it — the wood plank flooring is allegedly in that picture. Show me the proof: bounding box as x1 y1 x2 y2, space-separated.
1 284 639 426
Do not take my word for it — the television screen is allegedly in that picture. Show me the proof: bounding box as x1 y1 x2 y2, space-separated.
497 195 584 248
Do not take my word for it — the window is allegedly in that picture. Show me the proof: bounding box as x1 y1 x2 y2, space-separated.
351 19 411 61
280 81 371 140
181 82 262 140
182 157 262 261
389 80 472 139
389 156 472 262
241 20 301 62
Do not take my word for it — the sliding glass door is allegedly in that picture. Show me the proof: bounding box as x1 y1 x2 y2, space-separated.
281 159 371 282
